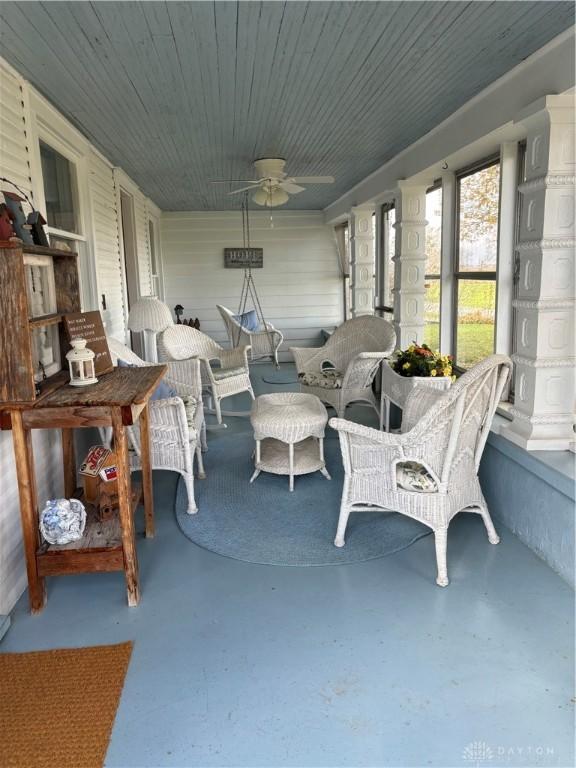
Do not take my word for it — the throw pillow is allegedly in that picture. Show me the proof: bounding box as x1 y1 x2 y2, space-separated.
232 309 260 332
117 359 178 400
395 461 437 493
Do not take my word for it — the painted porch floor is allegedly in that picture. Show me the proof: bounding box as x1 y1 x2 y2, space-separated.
2 365 574 768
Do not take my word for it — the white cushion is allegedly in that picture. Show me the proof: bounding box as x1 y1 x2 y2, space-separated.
396 461 437 493
299 369 343 390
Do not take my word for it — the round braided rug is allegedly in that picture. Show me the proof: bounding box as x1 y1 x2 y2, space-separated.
175 431 430 566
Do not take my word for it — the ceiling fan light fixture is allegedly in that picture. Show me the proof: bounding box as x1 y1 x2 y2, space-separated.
252 187 289 208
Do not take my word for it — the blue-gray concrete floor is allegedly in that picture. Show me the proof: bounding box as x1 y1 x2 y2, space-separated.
2 365 574 768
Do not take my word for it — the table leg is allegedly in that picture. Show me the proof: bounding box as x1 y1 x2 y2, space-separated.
289 443 294 492
139 404 155 539
61 428 76 498
112 407 140 607
11 410 46 613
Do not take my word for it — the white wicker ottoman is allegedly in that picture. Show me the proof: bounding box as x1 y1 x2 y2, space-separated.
250 392 331 492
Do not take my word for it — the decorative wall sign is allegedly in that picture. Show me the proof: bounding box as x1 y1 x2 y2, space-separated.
224 247 263 269
63 311 113 376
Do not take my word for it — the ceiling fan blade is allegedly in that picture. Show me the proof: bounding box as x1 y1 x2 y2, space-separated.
210 179 257 184
279 181 305 194
289 176 335 184
226 184 261 195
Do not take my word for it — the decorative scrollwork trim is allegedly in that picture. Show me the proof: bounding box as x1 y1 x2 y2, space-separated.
509 408 575 425
516 239 576 251
519 175 576 193
512 354 576 368
512 298 575 310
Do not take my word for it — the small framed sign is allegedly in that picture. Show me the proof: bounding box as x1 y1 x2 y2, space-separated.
224 247 263 269
63 311 113 376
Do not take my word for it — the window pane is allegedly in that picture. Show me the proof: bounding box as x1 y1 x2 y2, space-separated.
425 186 442 275
457 163 500 272
424 278 440 351
40 142 79 233
387 207 396 303
456 279 496 368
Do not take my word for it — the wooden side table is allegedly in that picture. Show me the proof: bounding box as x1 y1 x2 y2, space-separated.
0 365 166 613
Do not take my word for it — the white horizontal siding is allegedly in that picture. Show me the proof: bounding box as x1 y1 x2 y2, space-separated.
0 60 160 615
0 65 32 196
0 63 64 615
88 151 126 338
160 211 343 358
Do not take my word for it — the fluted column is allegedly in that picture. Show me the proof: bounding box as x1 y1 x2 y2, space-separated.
349 206 376 317
392 181 430 348
503 94 575 451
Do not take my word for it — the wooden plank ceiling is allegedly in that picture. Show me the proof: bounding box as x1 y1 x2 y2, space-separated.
0 1 573 211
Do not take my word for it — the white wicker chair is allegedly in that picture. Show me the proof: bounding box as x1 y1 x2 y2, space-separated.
330 355 511 586
158 324 255 425
290 316 396 418
106 337 205 514
217 304 284 366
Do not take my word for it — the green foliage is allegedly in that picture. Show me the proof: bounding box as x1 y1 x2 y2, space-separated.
391 343 453 379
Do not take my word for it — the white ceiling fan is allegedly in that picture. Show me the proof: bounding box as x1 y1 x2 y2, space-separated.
210 158 334 207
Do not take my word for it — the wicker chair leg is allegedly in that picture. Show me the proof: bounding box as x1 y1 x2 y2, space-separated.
434 527 449 587
334 479 352 547
201 421 208 452
477 503 500 545
214 397 223 424
195 445 206 479
183 471 198 514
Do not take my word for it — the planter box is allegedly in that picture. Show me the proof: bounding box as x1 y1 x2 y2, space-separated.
380 361 452 430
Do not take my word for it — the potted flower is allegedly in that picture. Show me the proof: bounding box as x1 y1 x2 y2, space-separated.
380 342 454 429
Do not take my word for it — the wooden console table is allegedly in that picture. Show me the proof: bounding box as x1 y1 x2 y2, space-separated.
0 365 166 613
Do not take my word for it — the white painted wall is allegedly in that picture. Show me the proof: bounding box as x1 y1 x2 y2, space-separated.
160 211 343 359
0 58 158 614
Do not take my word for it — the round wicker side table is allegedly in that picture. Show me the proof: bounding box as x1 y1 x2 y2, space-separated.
250 392 331 492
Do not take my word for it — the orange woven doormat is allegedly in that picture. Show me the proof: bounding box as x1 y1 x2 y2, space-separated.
0 641 133 768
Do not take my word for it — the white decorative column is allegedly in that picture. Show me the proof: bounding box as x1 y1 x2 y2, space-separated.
392 181 429 348
503 95 575 451
349 206 375 317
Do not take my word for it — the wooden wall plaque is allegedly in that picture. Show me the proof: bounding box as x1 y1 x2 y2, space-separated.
224 247 263 269
63 311 113 376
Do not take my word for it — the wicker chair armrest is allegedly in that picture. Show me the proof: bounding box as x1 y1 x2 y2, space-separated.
163 359 203 399
290 346 326 373
217 345 251 369
341 352 389 389
261 324 284 345
329 417 414 447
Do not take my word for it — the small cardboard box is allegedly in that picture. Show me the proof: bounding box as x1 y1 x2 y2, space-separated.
79 445 118 505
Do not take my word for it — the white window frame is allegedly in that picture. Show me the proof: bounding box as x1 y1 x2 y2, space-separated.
147 213 165 301
436 144 519 398
28 93 98 312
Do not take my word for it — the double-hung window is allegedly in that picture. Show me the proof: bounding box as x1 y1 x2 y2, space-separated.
38 138 94 308
453 158 500 369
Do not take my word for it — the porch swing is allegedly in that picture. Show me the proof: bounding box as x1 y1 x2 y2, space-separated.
217 194 284 367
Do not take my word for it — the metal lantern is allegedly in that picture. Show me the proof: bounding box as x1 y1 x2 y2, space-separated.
66 338 97 386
